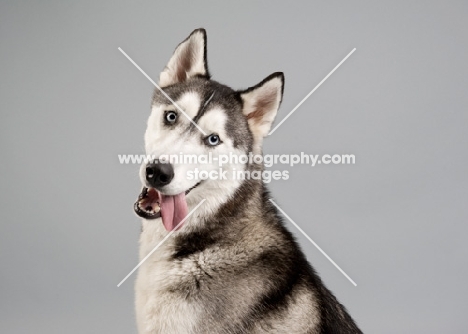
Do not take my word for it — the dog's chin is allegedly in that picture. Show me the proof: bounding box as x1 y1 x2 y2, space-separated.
134 182 201 220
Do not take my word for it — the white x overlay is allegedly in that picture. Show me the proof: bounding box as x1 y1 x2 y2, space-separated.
117 46 357 287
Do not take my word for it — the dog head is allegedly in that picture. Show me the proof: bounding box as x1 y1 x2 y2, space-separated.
135 29 284 231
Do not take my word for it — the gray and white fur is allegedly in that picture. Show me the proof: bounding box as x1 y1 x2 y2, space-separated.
133 28 362 334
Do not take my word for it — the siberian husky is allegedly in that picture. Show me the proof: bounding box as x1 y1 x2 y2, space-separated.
133 29 362 333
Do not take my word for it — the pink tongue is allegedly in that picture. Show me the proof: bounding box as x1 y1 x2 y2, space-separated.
159 192 188 231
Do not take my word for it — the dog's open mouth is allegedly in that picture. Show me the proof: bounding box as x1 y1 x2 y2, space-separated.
134 187 162 220
134 182 200 231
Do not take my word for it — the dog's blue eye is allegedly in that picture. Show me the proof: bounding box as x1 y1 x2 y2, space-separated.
165 111 177 124
205 134 221 146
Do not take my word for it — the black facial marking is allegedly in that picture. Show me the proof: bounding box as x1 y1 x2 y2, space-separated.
192 91 215 125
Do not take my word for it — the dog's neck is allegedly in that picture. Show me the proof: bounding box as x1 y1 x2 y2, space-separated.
171 178 267 258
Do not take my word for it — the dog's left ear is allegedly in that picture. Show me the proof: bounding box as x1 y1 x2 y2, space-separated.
239 72 284 147
159 28 209 87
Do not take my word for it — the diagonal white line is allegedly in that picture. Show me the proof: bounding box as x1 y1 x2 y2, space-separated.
269 199 357 286
117 199 206 287
268 48 356 136
118 47 207 135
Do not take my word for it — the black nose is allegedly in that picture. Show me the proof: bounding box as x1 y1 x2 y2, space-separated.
145 161 174 188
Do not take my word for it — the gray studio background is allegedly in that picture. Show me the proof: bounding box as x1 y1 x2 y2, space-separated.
1 1 467 333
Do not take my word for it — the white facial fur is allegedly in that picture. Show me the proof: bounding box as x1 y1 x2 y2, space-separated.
141 91 245 227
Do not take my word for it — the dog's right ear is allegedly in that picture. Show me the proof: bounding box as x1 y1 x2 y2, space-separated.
159 28 209 87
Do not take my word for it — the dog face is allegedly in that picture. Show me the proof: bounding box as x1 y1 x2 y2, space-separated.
135 29 284 231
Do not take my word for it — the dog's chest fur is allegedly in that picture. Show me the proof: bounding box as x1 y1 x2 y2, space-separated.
135 206 323 334
135 221 200 334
